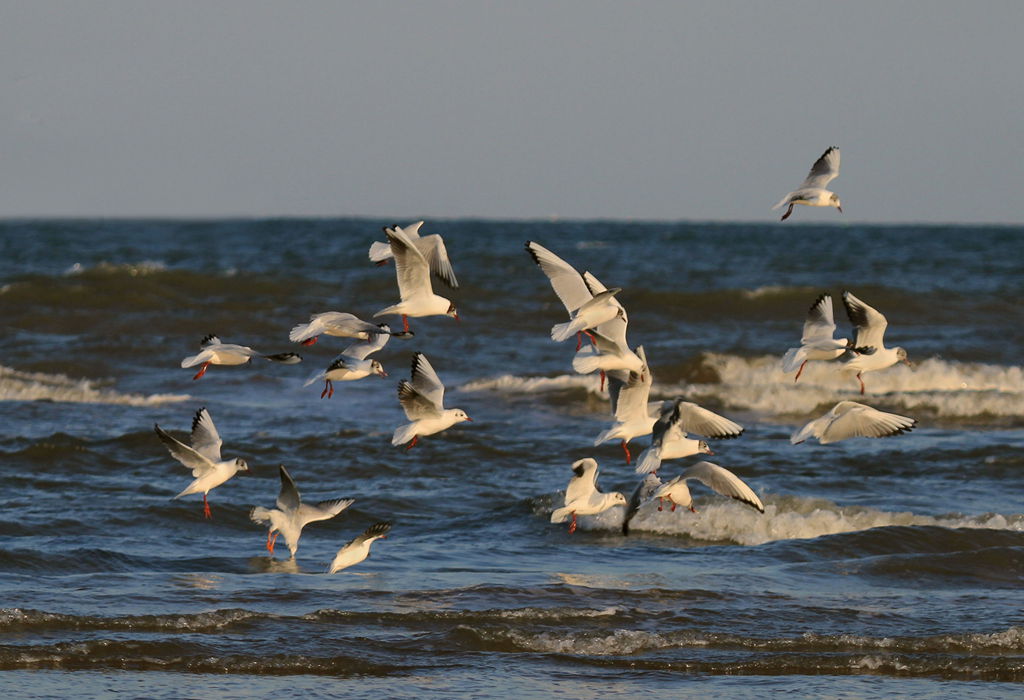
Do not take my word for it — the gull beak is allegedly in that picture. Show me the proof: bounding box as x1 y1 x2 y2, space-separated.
837 205 843 214
454 312 461 323
466 416 473 422
377 370 388 378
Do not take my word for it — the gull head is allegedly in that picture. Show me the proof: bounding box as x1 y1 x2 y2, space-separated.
830 193 843 213
896 347 912 368
452 409 472 423
698 440 713 456
234 458 250 473
371 359 387 378
610 492 628 507
446 302 460 323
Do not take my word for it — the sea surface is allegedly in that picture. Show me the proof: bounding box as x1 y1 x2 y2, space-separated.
0 218 1022 699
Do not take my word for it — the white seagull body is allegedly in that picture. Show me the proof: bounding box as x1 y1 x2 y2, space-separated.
772 146 842 221
525 241 626 344
840 291 911 394
791 400 916 445
594 347 656 465
304 324 391 398
154 407 248 519
374 227 458 333
782 293 851 382
550 458 628 534
328 521 392 573
392 352 472 449
634 399 744 475
250 465 354 559
180 335 301 380
289 311 410 346
368 222 459 289
571 271 642 384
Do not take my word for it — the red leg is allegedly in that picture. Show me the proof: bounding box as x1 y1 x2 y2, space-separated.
657 497 664 512
402 315 410 333
621 440 632 465
584 330 597 346
599 370 606 392
192 362 209 381
202 494 212 519
320 380 331 399
689 505 698 513
266 531 279 553
794 360 807 382
780 203 794 222
375 259 390 267
568 512 577 534
669 496 677 513
302 337 318 346
576 332 583 351
857 372 865 395
328 382 335 399
405 435 419 450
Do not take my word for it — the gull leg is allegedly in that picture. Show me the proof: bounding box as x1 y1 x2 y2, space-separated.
794 360 807 382
402 315 410 333
689 505 698 513
576 332 583 351
375 259 390 267
320 379 332 399
568 512 577 534
405 435 419 450
301 337 318 346
857 372 865 395
621 440 632 465
584 330 597 346
780 203 794 222
599 370 606 392
202 494 212 520
328 382 335 399
669 495 678 513
657 497 664 512
192 362 210 381
266 531 279 554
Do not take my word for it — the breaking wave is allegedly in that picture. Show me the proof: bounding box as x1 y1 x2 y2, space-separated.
0 365 188 406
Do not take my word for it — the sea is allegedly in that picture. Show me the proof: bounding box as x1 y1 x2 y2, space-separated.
0 218 1021 699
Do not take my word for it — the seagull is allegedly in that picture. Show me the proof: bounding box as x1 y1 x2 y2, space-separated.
327 521 392 573
772 146 842 221
634 398 744 475
368 221 459 289
373 226 459 333
304 324 391 398
250 465 354 559
781 293 852 382
180 335 302 380
289 311 412 346
594 346 656 465
392 352 472 449
550 458 628 534
791 400 916 445
622 462 764 535
525 241 626 345
571 271 642 389
154 407 248 519
841 291 911 394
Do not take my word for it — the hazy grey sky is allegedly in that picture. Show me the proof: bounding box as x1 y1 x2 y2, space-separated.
2 1 1022 223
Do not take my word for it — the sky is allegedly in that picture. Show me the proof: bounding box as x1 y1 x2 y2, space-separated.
2 1 1022 223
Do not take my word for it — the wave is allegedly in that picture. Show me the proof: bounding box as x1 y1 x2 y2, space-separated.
464 354 1024 423
63 260 169 277
547 492 1024 546
0 365 189 406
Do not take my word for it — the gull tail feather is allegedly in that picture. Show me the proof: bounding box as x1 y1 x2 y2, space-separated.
550 506 573 523
551 319 586 343
781 347 807 373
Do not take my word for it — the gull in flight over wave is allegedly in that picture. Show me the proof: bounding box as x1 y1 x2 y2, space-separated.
840 291 911 394
594 346 656 465
634 398 744 475
154 407 249 519
180 335 301 380
781 293 852 382
392 352 472 449
368 221 459 289
550 458 627 534
328 521 392 573
772 146 842 221
304 323 391 398
791 400 916 445
250 465 354 559
622 462 764 535
374 226 459 333
571 270 642 390
289 311 412 346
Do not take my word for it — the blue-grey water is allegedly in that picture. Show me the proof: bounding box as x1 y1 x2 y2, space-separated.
0 219 1022 698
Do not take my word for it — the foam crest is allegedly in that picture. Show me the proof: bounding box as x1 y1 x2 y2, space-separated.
578 493 1023 546
460 373 598 395
0 365 189 406
664 353 1024 420
64 260 167 277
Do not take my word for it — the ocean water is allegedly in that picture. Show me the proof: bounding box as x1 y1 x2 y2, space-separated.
0 218 1022 698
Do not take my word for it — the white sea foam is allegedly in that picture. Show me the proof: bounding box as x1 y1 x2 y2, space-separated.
576 493 1024 546
64 260 167 277
0 365 189 406
461 373 599 395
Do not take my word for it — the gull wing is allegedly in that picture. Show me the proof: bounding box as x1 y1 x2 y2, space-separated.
154 424 216 477
416 234 459 289
680 461 764 513
799 146 840 189
342 324 392 360
297 498 354 528
821 401 915 444
408 352 445 409
842 291 888 350
609 347 652 422
622 473 662 535
387 227 434 302
525 241 593 314
583 271 630 347
564 457 600 505
801 293 838 346
671 401 744 439
276 465 302 512
189 407 223 462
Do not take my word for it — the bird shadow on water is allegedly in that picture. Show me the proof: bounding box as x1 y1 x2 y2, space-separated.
248 556 302 574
